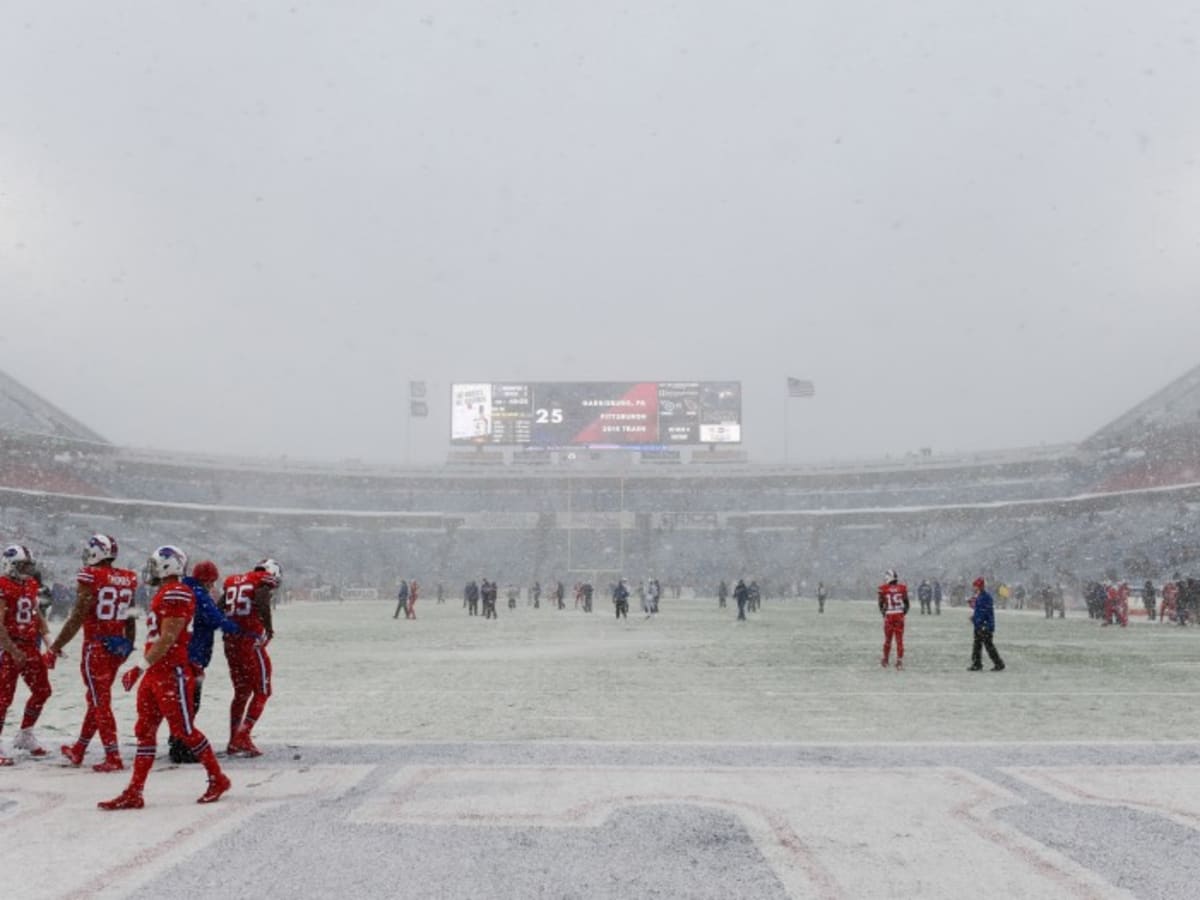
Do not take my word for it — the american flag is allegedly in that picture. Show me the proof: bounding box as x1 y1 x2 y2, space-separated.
787 377 815 398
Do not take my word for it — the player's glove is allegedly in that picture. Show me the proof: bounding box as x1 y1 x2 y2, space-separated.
102 636 134 658
42 649 59 669
121 666 143 692
219 620 242 637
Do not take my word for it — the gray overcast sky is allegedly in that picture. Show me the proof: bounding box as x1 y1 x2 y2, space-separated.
2 1 1198 464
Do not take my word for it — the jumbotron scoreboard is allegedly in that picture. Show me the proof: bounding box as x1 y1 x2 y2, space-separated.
450 381 742 448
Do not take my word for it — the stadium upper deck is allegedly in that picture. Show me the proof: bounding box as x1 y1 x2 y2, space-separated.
1 366 1198 593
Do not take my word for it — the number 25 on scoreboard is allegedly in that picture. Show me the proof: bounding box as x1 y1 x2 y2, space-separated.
534 408 564 424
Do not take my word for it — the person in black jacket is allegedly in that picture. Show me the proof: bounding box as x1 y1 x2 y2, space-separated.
481 579 498 619
465 580 479 616
734 578 749 621
612 579 629 619
917 579 933 615
393 580 409 619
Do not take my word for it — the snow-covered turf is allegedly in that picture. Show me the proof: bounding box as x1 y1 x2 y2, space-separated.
7 598 1200 898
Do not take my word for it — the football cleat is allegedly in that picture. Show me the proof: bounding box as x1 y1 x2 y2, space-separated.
227 736 263 758
98 789 144 811
198 773 231 804
0 753 13 767
92 756 125 773
880 657 888 668
61 744 85 767
895 660 904 670
13 729 46 755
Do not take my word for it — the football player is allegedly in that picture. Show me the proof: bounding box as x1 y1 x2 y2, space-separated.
0 545 53 763
47 534 138 772
98 546 230 809
222 558 280 756
878 569 910 669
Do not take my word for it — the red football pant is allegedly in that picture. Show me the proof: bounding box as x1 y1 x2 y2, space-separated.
882 614 905 662
0 642 52 733
1103 599 1129 626
224 637 272 740
77 641 122 756
129 665 221 790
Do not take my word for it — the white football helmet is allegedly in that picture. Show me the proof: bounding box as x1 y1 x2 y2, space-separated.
884 569 899 584
1 544 34 578
254 558 282 582
82 534 118 565
147 545 188 583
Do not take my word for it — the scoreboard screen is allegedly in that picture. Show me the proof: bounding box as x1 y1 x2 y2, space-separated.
450 381 742 447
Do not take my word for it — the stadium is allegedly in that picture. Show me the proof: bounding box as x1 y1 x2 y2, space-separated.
2 365 1198 603
5 366 1200 899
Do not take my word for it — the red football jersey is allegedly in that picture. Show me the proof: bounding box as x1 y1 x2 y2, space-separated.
0 575 41 644
222 570 276 637
143 580 195 670
878 582 909 615
77 564 139 642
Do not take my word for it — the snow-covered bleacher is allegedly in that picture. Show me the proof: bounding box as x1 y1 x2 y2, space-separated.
3 365 1200 597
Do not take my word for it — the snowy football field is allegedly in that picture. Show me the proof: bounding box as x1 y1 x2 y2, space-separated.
8 597 1200 898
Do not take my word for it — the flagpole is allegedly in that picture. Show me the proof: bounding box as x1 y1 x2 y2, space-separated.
783 383 790 463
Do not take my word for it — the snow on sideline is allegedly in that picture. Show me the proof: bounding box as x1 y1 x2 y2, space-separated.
6 598 1200 898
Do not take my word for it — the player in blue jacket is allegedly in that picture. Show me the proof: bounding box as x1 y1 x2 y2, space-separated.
968 577 1005 671
169 560 240 763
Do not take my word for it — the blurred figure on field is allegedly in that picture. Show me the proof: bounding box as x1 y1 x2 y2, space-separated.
1160 576 1179 624
733 578 749 621
717 579 728 609
1102 581 1128 627
817 581 828 614
1142 580 1156 621
917 579 932 615
932 578 942 615
465 579 479 616
406 581 419 619
612 579 629 619
1040 584 1056 619
392 580 409 619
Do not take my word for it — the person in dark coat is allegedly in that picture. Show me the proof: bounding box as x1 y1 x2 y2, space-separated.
612 579 629 619
917 579 933 615
465 580 479 616
733 578 749 621
968 577 1005 671
393 580 409 619
169 561 240 763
